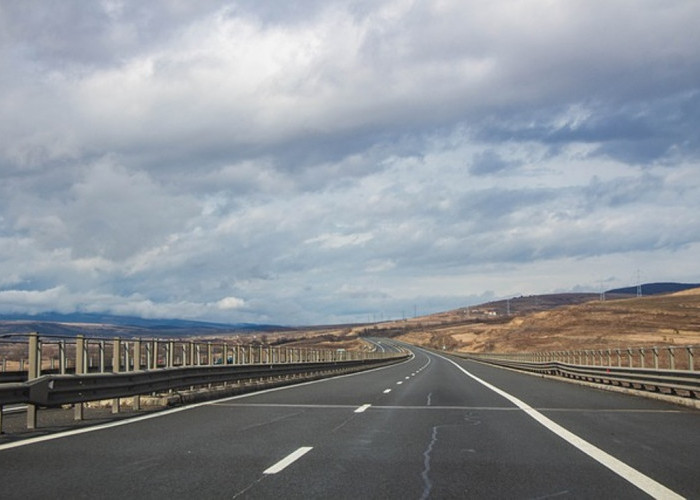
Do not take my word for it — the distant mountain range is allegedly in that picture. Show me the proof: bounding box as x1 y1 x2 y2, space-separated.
0 312 287 338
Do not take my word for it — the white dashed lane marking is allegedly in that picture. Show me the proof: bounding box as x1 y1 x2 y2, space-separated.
263 447 314 475
354 404 371 413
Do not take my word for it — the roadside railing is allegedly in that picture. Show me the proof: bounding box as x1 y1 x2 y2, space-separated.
0 333 409 432
456 344 700 402
464 345 697 370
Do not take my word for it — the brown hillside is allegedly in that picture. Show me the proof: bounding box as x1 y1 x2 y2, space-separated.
391 288 700 353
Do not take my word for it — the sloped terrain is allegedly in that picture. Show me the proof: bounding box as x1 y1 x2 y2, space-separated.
391 288 700 353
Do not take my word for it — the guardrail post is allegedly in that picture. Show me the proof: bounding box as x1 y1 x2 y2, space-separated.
652 347 659 369
627 348 633 368
196 344 202 365
112 337 121 414
668 347 675 370
607 349 612 367
189 342 195 366
27 333 39 429
145 342 151 369
616 349 621 367
74 335 84 420
153 340 159 369
168 341 175 368
639 348 645 368
99 340 105 373
132 340 140 372
688 347 694 371
125 342 131 371
133 339 141 410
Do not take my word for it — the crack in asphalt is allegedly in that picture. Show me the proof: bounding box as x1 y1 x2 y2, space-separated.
420 425 439 500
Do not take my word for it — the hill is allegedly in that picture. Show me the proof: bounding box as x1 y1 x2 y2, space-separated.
388 286 700 353
606 282 700 296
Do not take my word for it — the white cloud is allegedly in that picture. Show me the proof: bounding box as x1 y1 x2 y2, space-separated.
216 296 246 310
305 232 374 249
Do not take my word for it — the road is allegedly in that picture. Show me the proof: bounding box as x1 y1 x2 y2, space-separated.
0 340 698 499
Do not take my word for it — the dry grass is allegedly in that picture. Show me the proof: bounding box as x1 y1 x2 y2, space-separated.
388 288 700 353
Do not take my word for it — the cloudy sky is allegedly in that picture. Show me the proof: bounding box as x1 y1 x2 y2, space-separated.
1 1 699 325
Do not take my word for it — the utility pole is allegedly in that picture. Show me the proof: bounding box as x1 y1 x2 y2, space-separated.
637 269 642 297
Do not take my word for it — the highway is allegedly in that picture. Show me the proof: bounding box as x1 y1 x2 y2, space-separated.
0 340 698 499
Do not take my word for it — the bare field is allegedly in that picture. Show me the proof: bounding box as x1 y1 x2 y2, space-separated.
382 288 700 353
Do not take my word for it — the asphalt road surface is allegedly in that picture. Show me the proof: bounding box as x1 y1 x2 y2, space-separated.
1 340 698 499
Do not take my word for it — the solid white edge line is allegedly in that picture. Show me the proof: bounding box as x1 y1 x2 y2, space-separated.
354 404 371 413
435 352 684 500
0 350 416 452
263 446 313 474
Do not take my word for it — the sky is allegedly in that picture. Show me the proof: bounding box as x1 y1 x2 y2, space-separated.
1 0 699 325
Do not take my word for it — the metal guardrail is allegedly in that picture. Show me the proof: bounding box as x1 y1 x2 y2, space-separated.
0 333 409 432
466 344 697 371
0 383 29 406
456 353 700 400
27 359 385 407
